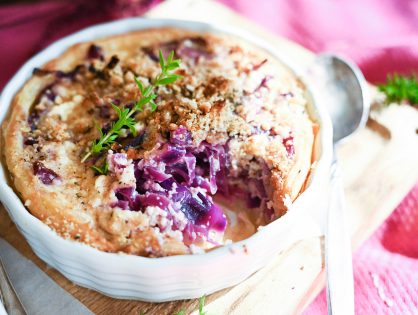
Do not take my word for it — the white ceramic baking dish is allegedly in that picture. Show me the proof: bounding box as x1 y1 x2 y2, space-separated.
0 18 332 302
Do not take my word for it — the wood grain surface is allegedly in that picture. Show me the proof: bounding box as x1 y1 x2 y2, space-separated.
1 0 418 314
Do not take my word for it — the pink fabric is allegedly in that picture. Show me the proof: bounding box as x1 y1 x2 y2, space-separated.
1 0 417 314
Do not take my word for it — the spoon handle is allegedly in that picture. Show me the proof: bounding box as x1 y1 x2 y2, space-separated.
326 156 355 315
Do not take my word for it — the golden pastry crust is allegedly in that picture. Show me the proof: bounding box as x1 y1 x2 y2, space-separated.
2 28 314 256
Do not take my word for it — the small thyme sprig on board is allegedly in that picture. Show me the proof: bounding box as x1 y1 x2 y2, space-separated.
198 295 207 315
378 74 418 106
81 50 182 166
172 295 206 315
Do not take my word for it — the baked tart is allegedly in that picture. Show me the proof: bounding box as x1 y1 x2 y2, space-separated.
2 28 314 256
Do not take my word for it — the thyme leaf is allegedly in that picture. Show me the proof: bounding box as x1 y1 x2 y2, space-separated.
199 295 206 315
90 160 109 175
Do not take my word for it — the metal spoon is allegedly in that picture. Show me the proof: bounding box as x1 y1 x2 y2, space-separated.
311 54 370 315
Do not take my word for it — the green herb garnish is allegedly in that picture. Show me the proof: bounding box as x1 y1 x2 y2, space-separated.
90 160 109 175
172 295 206 315
82 50 182 165
198 295 206 315
378 74 418 106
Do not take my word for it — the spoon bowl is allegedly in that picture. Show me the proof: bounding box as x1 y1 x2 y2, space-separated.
313 54 370 144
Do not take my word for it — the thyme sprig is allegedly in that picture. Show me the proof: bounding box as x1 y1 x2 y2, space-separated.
81 50 182 165
198 295 206 315
172 295 206 315
378 74 418 106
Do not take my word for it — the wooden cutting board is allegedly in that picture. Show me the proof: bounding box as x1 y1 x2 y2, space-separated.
1 0 418 314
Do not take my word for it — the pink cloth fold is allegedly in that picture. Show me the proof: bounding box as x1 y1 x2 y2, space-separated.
0 0 417 314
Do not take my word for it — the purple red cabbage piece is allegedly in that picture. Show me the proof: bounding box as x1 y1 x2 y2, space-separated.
28 109 42 132
177 37 215 61
143 37 215 63
113 127 274 245
87 44 104 60
159 145 186 164
113 127 229 243
254 75 273 94
32 65 85 80
113 187 135 210
33 161 60 185
27 85 56 132
283 135 295 156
